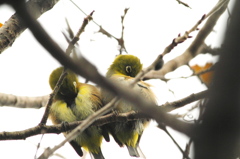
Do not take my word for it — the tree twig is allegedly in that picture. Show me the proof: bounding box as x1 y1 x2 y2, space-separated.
161 90 209 112
176 0 191 8
39 71 68 125
144 0 229 80
158 123 190 159
0 89 208 142
39 11 94 125
6 0 193 151
69 0 129 54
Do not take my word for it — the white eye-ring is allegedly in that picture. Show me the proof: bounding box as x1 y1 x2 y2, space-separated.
73 81 77 88
126 66 132 73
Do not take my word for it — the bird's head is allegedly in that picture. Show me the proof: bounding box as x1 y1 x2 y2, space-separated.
106 55 142 78
49 67 78 99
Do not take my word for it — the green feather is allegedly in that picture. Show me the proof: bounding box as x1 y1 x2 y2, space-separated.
49 67 105 159
106 55 142 78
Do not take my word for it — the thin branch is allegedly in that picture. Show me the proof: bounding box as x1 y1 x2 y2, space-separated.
6 0 193 151
39 71 68 125
39 11 94 125
69 0 128 54
65 11 94 55
0 110 144 141
176 0 191 8
158 123 190 159
38 96 120 159
69 0 118 39
118 8 129 54
0 89 208 142
161 90 209 112
144 0 229 80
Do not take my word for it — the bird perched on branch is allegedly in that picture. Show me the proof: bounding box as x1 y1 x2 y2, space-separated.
49 67 107 159
102 55 157 158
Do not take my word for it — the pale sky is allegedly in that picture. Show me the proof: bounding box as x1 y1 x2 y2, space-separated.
0 0 233 158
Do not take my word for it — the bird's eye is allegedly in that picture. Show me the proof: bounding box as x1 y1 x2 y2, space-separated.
126 66 132 73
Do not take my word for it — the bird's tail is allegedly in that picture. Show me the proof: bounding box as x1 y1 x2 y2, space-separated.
90 149 105 159
127 146 140 157
127 145 146 158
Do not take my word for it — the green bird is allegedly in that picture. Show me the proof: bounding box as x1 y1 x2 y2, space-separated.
102 55 157 158
49 67 107 159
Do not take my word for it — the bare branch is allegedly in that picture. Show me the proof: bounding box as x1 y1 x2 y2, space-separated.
6 1 193 154
0 0 60 53
0 111 143 140
39 70 68 125
118 8 129 54
69 0 129 54
200 43 222 55
40 11 94 125
65 11 94 55
0 93 48 108
158 123 190 159
176 0 191 8
161 90 209 112
144 0 229 80
0 88 208 143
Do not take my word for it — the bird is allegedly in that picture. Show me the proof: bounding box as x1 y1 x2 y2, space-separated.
102 54 157 158
49 67 107 159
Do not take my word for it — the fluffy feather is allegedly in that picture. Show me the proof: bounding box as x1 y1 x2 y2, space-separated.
102 55 156 158
49 67 105 159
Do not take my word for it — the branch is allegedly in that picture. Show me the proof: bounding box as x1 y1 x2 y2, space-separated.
40 11 94 125
65 11 94 55
6 1 193 153
158 123 190 159
0 111 136 140
69 0 128 54
176 0 191 8
144 0 229 80
39 70 68 124
118 8 129 54
0 0 60 53
0 93 48 108
200 43 222 55
161 90 209 112
0 89 207 141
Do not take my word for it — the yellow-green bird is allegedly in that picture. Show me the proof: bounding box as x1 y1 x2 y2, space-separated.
49 67 107 159
102 55 157 157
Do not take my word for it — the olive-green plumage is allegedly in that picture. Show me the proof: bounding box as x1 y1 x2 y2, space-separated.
106 54 142 78
49 67 105 159
102 55 156 158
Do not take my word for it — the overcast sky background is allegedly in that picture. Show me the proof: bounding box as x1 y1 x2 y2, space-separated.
0 0 233 158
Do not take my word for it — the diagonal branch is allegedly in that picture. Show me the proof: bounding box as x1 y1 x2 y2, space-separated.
0 0 60 53
6 1 193 153
39 11 94 125
144 0 229 80
161 89 209 112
